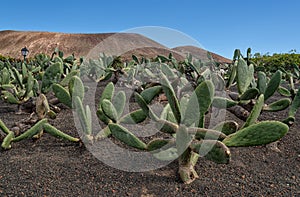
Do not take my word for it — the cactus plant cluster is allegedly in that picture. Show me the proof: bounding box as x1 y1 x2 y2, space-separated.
97 69 290 184
0 48 299 185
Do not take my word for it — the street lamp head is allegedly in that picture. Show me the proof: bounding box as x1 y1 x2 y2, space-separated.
21 47 29 57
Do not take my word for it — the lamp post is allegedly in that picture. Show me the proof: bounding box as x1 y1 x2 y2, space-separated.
21 47 29 62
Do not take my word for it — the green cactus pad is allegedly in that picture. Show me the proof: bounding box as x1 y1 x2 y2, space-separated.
60 70 79 86
43 123 79 142
112 91 126 119
119 109 147 124
282 116 295 127
226 61 237 88
160 104 177 123
0 119 11 134
85 105 92 135
288 87 300 117
2 91 20 104
242 94 264 129
183 80 215 127
176 126 193 155
108 123 147 150
191 140 230 164
101 99 118 123
96 108 111 125
223 121 289 147
69 76 85 102
153 147 178 161
160 73 181 123
212 121 239 135
95 126 111 140
212 97 238 109
99 82 114 104
155 119 179 134
239 88 259 101
52 84 72 108
263 98 291 112
147 138 174 151
1 131 14 150
140 86 162 104
13 119 47 142
264 70 282 101
257 71 267 94
41 62 63 93
24 72 34 98
237 57 252 94
73 96 91 135
188 127 227 141
134 92 159 121
11 67 23 87
278 86 291 97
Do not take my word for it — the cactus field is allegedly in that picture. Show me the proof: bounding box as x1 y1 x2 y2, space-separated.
0 49 299 196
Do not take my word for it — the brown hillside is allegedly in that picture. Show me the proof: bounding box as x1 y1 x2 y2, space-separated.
172 45 232 64
0 30 229 63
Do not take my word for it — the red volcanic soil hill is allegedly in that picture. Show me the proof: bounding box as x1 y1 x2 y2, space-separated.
0 30 230 63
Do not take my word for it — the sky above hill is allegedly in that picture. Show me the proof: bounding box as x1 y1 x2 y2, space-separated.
1 0 299 58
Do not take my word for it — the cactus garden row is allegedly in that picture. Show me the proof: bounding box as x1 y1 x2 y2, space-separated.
0 48 299 184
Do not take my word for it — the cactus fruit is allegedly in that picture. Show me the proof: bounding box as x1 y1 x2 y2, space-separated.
43 123 79 142
263 98 291 112
223 121 289 147
264 70 282 101
108 123 147 150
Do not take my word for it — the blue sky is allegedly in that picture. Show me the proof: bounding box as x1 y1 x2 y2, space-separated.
1 0 299 58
